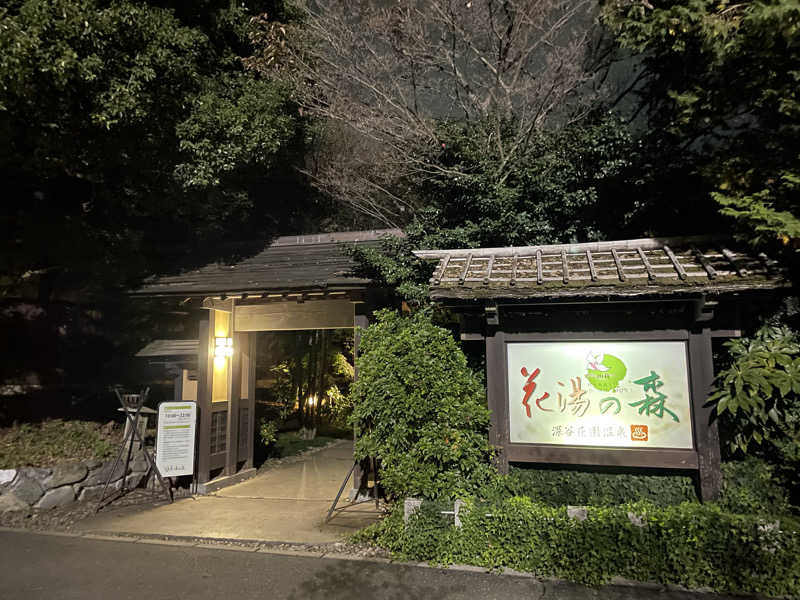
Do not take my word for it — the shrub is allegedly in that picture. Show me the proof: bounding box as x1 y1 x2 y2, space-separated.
349 309 495 500
491 457 791 515
356 499 800 596
0 419 117 468
258 418 278 450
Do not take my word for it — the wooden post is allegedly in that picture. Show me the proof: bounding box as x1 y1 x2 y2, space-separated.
485 327 509 474
226 329 242 475
352 307 370 496
689 327 722 502
196 318 213 485
242 333 257 469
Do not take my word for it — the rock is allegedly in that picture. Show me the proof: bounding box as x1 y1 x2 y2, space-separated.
125 472 144 490
567 506 588 521
83 461 127 487
404 497 423 522
45 463 88 489
19 466 51 480
130 453 149 473
9 472 44 505
79 481 121 503
0 493 30 514
83 458 103 470
35 485 76 510
627 511 646 527
0 469 16 487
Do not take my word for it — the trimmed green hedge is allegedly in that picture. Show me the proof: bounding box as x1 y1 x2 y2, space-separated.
356 498 800 597
497 457 791 515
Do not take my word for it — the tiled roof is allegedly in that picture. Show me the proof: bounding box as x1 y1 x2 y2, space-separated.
133 229 402 297
413 236 786 300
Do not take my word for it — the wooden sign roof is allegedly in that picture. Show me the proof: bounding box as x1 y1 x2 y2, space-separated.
133 229 402 297
414 236 787 301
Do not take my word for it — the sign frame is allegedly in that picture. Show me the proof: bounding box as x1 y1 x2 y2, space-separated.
486 329 717 474
156 401 198 477
506 339 695 450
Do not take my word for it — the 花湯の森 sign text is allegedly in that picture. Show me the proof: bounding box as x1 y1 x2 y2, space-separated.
506 341 693 449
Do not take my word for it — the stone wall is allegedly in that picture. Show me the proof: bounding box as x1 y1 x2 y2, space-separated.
0 450 152 513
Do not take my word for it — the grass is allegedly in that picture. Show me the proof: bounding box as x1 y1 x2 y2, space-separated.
0 419 120 468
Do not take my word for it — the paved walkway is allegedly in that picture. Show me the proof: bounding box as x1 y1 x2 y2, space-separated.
77 440 381 543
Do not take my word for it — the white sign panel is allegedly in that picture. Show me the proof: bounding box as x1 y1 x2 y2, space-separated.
156 402 197 476
506 341 693 449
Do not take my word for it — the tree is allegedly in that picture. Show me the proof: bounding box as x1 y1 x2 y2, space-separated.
248 0 614 226
0 0 316 389
0 0 312 301
347 115 647 305
349 309 494 499
602 0 800 249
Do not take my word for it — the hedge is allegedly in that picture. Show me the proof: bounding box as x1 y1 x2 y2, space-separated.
496 457 791 515
356 498 800 597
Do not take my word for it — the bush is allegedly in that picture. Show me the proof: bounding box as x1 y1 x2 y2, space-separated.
492 457 791 515
0 419 117 468
258 418 278 450
356 499 800 596
349 309 494 500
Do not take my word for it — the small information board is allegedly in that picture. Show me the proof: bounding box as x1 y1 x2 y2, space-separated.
156 402 197 476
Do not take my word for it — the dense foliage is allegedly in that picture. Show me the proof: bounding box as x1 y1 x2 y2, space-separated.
348 116 654 305
709 325 800 498
355 498 800 596
602 0 800 247
349 310 494 499
495 457 791 515
0 0 313 297
0 0 321 390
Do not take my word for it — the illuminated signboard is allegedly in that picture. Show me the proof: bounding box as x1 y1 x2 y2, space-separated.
506 341 693 449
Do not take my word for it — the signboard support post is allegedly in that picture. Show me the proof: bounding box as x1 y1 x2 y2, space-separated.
689 328 722 502
486 327 509 474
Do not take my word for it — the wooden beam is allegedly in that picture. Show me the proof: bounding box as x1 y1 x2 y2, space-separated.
561 249 569 284
202 298 234 312
586 250 597 282
692 246 717 279
234 299 355 331
611 248 626 282
536 249 543 285
720 247 745 276
637 247 656 281
458 254 473 285
484 255 495 285
433 254 450 285
510 255 518 286
664 245 687 280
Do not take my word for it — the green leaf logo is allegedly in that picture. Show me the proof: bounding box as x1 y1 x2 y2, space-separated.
585 352 627 392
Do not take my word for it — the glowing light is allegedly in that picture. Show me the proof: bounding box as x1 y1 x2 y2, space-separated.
214 337 233 358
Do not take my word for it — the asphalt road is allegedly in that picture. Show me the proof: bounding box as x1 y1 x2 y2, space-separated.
0 530 736 600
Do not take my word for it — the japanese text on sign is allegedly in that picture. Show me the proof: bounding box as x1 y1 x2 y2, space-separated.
156 402 197 476
506 341 693 448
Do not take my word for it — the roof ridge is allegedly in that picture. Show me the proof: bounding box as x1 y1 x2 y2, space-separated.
413 234 726 259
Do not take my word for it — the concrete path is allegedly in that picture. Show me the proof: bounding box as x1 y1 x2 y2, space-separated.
77 440 381 543
0 530 740 600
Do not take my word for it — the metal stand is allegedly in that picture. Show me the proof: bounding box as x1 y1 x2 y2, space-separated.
95 388 173 512
324 457 382 524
